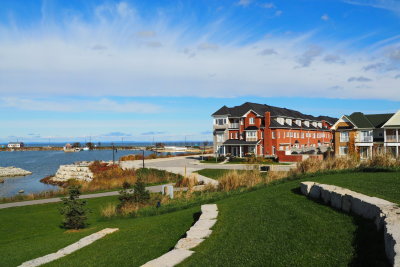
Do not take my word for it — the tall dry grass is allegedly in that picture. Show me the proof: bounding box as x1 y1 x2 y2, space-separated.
218 168 264 191
0 189 67 204
360 152 400 168
75 162 180 193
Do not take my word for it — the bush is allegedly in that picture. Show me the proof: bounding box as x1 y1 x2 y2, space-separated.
117 180 150 215
59 186 90 229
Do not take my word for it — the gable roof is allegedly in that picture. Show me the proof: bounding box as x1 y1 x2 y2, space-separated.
383 110 400 128
212 102 337 124
345 112 394 129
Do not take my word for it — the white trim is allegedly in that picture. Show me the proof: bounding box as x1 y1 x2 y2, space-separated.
382 110 400 128
242 109 262 117
331 115 356 130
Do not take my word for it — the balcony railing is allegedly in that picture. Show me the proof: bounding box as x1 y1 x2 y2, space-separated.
357 136 373 143
386 135 398 142
246 137 258 142
229 123 239 129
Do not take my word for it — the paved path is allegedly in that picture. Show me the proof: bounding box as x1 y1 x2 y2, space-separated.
0 184 172 210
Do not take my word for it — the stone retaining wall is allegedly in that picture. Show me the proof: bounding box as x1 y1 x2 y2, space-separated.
142 204 218 267
300 182 400 266
51 162 94 182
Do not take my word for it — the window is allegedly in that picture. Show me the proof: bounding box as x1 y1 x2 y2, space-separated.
272 132 276 139
249 117 255 124
235 132 238 139
216 133 224 142
230 133 234 139
340 132 349 142
277 117 284 125
246 131 256 138
261 132 264 139
215 118 226 125
240 119 244 125
312 133 316 138
301 133 304 139
339 146 348 155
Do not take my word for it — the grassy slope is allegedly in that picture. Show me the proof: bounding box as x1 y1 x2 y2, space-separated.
180 178 388 267
1 170 395 266
307 171 400 204
0 196 197 267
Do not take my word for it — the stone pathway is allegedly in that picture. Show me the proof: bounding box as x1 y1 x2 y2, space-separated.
19 228 119 267
142 204 218 267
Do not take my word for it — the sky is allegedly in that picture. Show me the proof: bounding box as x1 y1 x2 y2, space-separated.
0 0 400 143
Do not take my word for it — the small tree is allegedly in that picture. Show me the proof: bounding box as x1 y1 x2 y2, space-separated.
117 180 150 212
59 186 89 229
132 179 150 204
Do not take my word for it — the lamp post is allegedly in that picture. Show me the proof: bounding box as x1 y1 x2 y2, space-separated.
142 149 145 168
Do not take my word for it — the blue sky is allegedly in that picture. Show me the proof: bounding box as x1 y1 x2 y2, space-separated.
0 0 400 143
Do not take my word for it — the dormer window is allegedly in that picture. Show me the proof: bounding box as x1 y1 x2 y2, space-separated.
296 120 301 126
304 121 310 127
249 117 255 124
312 122 317 127
317 122 322 128
277 117 284 125
286 119 292 125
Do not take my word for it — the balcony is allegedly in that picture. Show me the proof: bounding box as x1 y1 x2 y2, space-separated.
357 136 373 143
386 135 398 142
229 123 239 129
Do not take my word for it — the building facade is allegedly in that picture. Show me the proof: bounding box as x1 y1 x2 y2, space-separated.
383 110 400 157
7 142 24 148
212 102 335 158
331 112 394 159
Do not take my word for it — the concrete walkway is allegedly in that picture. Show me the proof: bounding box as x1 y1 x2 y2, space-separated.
0 184 173 210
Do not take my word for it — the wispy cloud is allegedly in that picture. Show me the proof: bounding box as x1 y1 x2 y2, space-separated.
348 76 372 82
0 1 399 102
141 131 166 135
343 0 400 14
237 0 252 7
103 132 132 137
321 14 329 21
0 98 162 113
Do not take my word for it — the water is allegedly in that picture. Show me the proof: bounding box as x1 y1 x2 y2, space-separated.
0 150 164 197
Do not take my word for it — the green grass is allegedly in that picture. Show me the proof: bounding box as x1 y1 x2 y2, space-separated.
0 196 197 267
307 171 400 204
180 176 388 266
1 170 394 266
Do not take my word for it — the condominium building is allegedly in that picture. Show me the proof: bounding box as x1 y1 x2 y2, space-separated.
331 112 394 159
212 102 336 158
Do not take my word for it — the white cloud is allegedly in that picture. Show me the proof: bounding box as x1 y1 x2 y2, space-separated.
321 14 329 21
262 2 276 8
0 98 162 113
343 0 400 14
348 76 372 82
237 0 251 7
0 1 399 102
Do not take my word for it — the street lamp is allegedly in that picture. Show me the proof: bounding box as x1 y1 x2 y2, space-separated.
141 149 145 168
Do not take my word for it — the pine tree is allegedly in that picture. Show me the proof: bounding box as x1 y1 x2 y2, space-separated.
59 186 90 229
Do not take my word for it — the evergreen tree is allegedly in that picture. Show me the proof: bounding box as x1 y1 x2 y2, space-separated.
59 186 89 229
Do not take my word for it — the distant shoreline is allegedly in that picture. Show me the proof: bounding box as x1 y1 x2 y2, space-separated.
0 146 149 152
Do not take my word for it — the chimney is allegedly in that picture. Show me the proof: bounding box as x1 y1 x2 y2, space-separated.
265 112 271 127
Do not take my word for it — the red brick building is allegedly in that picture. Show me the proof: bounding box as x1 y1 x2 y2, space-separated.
212 102 336 158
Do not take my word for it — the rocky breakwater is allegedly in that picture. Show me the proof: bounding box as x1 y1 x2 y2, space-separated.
0 167 32 177
50 162 94 183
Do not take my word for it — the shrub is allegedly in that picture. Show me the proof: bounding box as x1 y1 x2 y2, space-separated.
100 203 117 218
117 180 150 214
59 186 90 229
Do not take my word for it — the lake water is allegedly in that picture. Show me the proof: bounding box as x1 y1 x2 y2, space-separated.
0 150 161 197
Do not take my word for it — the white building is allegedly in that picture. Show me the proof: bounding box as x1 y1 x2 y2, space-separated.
8 142 24 148
383 110 400 157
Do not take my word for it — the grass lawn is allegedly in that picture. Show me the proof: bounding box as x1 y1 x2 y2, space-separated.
180 176 388 266
307 170 400 204
1 170 394 266
0 196 197 267
195 168 268 180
